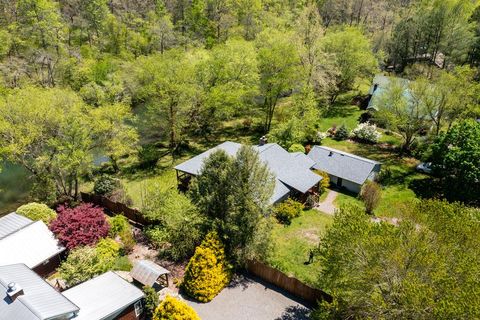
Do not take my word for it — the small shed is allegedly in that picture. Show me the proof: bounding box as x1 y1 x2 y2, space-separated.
130 260 170 288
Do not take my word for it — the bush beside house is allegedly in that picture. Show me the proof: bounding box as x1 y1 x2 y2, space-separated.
181 232 231 302
274 199 304 225
153 296 200 320
16 202 57 224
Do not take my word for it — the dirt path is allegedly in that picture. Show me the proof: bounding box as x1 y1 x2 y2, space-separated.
314 190 338 215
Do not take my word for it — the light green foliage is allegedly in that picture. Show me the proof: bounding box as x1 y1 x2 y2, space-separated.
314 201 480 319
94 175 120 196
314 170 330 192
182 232 231 302
288 144 305 153
189 146 275 265
143 285 159 319
153 295 201 320
95 238 121 265
16 202 56 224
429 119 480 205
143 188 204 261
274 198 304 225
320 27 378 102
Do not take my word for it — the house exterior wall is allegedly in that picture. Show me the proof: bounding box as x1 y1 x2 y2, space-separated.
327 174 361 194
33 253 62 278
103 299 144 320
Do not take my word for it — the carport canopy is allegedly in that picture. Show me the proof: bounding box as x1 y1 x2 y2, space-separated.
130 260 170 287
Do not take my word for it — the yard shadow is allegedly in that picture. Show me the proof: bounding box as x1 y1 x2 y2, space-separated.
408 177 444 200
275 305 310 320
227 273 256 290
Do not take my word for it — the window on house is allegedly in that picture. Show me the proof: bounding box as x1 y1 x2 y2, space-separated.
134 300 143 317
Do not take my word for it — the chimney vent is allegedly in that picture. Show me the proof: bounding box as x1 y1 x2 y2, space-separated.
259 136 267 146
7 282 24 301
328 151 333 157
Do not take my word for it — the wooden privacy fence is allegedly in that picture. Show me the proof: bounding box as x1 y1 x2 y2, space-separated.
246 260 332 305
80 192 149 227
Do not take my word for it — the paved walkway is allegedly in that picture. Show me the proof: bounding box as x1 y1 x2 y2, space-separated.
184 275 310 320
314 190 338 215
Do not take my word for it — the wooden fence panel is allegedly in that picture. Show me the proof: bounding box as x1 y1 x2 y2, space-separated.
246 260 332 305
80 192 149 227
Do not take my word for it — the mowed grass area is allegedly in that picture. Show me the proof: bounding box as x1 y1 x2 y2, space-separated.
268 210 334 287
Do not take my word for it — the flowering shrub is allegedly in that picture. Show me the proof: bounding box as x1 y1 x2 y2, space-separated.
153 295 200 320
352 122 381 143
181 232 231 302
50 203 110 249
16 202 57 224
274 198 304 225
314 131 327 143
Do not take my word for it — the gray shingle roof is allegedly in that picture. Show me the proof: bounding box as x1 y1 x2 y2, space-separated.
291 152 316 169
308 146 380 185
0 213 32 240
62 271 144 320
130 260 169 287
175 142 322 203
0 264 79 320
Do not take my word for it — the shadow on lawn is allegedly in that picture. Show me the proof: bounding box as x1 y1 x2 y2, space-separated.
408 176 444 200
275 305 310 320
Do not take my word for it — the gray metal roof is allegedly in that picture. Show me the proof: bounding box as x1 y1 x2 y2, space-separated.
0 264 79 320
62 271 144 320
290 152 316 169
0 221 65 268
130 260 170 287
0 213 33 240
308 146 380 185
175 142 322 203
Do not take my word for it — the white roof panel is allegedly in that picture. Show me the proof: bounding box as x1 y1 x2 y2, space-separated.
0 221 65 268
0 263 79 320
0 213 32 240
63 271 144 320
130 260 170 287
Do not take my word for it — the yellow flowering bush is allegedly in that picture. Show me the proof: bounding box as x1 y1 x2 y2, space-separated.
181 232 231 302
153 295 200 320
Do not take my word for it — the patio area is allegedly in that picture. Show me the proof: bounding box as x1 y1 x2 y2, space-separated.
184 274 311 320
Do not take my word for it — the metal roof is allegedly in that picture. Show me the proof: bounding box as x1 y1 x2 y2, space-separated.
0 263 79 320
0 213 33 240
175 142 321 203
130 260 169 287
62 271 144 320
308 146 380 185
290 152 316 169
0 221 65 268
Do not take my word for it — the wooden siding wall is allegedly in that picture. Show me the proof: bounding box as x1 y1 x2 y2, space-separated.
33 254 62 278
80 192 149 227
246 260 332 305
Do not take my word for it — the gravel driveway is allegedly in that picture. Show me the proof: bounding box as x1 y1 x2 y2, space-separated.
315 189 338 215
184 275 311 320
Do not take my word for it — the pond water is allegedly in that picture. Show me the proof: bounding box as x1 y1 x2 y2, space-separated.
0 162 32 216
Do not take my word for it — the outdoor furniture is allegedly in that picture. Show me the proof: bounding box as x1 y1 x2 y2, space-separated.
130 260 170 288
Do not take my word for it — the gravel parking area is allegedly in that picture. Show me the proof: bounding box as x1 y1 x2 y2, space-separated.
184 275 311 320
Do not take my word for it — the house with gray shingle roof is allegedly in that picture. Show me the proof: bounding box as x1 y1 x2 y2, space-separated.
174 141 322 204
308 146 381 194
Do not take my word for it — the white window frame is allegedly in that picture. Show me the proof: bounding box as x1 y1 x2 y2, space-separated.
134 300 143 317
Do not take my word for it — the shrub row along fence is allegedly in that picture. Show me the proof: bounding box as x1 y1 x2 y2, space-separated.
246 260 332 306
80 192 149 227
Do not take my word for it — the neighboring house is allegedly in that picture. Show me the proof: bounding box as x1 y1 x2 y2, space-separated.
174 141 322 204
308 146 381 194
0 263 79 320
62 271 145 320
0 213 65 277
367 74 410 111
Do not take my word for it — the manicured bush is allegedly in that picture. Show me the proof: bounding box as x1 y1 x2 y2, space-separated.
334 125 349 141
352 122 381 143
359 181 382 214
143 286 159 320
93 174 120 196
181 232 231 302
58 247 103 287
153 295 200 320
95 238 121 264
288 143 305 153
274 198 304 225
16 202 57 224
50 203 110 249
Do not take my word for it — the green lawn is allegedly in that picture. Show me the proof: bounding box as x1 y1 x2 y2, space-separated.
268 210 334 287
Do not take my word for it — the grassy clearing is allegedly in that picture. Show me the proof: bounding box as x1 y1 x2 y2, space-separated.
268 209 334 287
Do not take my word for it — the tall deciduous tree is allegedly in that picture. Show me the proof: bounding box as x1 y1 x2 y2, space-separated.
314 200 480 319
256 28 301 132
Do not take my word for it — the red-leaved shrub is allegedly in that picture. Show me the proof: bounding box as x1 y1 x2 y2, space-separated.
50 203 110 249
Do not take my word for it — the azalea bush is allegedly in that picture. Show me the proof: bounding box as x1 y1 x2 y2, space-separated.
16 202 57 224
274 198 305 225
352 122 381 143
153 296 200 320
50 203 110 249
181 232 231 302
